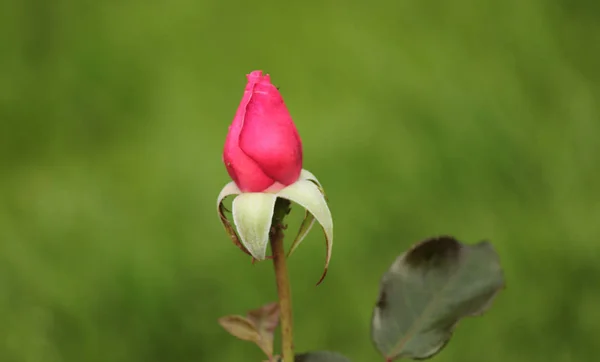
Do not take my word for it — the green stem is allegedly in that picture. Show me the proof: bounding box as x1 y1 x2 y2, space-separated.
270 198 294 362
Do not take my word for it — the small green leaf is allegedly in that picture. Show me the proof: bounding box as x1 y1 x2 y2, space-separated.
218 315 260 343
371 236 505 361
247 302 280 359
220 302 281 360
273 351 351 362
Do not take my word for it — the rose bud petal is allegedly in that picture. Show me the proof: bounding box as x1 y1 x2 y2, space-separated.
223 70 303 193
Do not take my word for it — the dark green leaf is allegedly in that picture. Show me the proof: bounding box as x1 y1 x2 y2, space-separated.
371 236 505 361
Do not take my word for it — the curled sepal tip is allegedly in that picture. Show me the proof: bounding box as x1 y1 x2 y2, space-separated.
278 169 333 285
217 182 251 256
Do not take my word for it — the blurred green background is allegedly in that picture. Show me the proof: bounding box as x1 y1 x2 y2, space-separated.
1 0 599 361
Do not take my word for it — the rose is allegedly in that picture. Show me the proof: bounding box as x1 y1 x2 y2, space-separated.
217 70 333 285
223 70 303 193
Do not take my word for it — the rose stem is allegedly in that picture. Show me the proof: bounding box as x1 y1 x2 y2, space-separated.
270 198 294 362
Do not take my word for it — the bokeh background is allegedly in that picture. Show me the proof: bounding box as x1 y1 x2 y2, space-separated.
1 0 599 361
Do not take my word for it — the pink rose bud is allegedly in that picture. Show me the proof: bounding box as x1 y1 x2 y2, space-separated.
223 70 303 193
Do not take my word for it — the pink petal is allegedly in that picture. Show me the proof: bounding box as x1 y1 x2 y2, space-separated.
223 71 276 192
239 73 302 186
